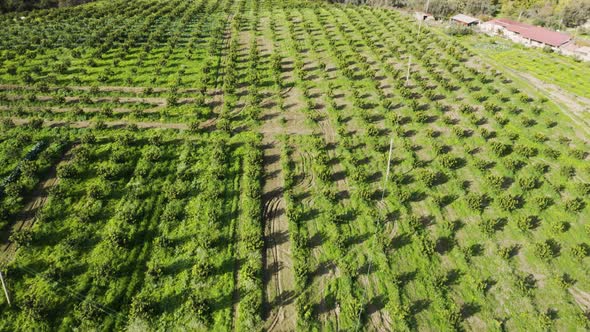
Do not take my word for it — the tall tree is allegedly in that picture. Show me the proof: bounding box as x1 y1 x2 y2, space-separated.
562 0 590 27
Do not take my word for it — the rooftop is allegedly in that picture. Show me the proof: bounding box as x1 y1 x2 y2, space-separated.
451 14 479 24
489 18 571 47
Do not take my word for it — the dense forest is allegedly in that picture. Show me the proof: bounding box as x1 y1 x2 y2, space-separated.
329 0 590 28
0 0 91 13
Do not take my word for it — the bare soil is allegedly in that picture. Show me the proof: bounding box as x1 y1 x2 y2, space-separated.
489 64 590 142
0 105 161 114
0 145 75 264
8 117 190 130
569 287 590 312
261 139 296 332
0 84 216 95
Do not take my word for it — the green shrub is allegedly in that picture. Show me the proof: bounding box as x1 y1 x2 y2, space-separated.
9 228 33 247
550 220 568 234
514 273 536 294
518 176 539 190
570 243 589 260
490 141 511 157
564 198 585 213
552 273 575 289
497 194 523 211
498 245 516 259
503 158 525 172
516 215 537 231
439 155 462 169
532 196 553 210
560 165 576 178
465 193 486 212
533 240 557 261
479 218 502 236
574 183 590 196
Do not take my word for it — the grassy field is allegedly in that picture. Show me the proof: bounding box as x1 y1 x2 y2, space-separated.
0 0 589 331
462 34 590 100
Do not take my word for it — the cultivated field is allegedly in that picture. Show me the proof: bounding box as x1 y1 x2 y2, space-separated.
0 0 589 331
466 34 590 101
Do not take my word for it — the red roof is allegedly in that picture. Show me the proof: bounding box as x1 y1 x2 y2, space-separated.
489 18 571 47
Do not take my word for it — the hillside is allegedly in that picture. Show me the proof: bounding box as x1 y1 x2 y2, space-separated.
330 0 590 29
0 0 92 13
0 0 589 330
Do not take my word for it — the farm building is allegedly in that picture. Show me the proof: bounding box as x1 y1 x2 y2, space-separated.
414 11 434 22
450 14 480 26
481 18 571 49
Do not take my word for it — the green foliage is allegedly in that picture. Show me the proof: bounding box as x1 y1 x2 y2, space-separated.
465 192 486 212
498 244 517 259
560 165 576 178
532 196 553 210
490 141 511 157
533 240 557 261
416 169 442 187
564 198 585 213
9 228 33 246
552 273 575 289
518 175 539 190
574 183 590 196
502 158 525 172
188 292 211 323
439 154 462 169
0 1 588 330
514 273 536 295
479 218 502 236
497 194 523 212
21 277 62 319
550 220 568 234
570 243 589 260
130 291 156 319
562 1 590 27
516 215 537 231
486 174 507 190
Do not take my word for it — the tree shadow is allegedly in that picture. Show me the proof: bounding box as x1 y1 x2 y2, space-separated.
461 302 481 319
391 232 412 250
312 260 337 278
365 294 387 316
436 236 456 254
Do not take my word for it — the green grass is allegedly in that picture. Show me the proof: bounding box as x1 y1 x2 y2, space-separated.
0 0 589 331
462 34 590 100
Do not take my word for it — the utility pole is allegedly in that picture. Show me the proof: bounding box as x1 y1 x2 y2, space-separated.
0 271 10 306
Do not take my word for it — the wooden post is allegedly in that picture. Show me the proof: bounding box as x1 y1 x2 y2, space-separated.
0 271 10 306
405 55 412 86
381 138 394 202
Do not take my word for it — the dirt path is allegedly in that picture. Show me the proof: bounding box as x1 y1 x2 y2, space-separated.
0 84 214 95
569 287 590 312
0 105 162 114
516 71 590 121
4 117 225 132
3 94 168 106
258 38 303 330
261 137 296 331
0 145 74 264
489 64 590 142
